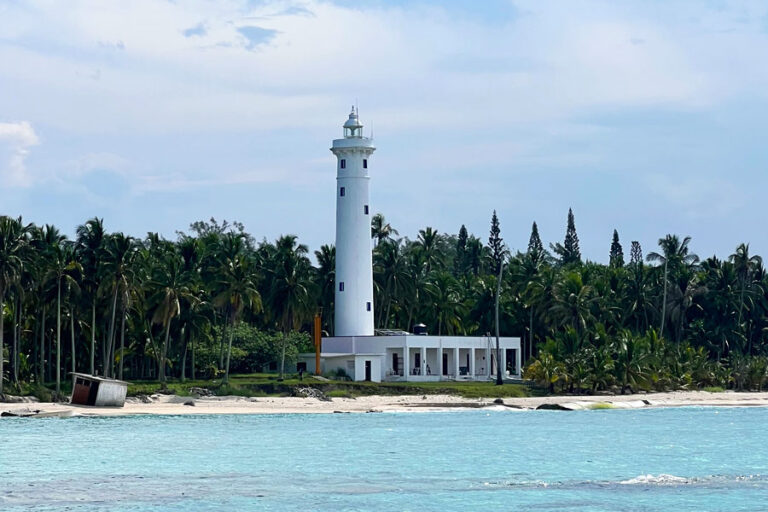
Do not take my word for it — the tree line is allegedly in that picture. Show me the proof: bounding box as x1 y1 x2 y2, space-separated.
0 207 766 397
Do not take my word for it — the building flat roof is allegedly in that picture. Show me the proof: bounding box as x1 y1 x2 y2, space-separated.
71 372 130 385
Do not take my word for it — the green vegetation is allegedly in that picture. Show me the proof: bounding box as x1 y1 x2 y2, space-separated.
588 402 615 410
1 209 768 400
126 374 531 399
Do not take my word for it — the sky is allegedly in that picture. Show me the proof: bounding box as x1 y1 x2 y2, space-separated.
1 0 768 263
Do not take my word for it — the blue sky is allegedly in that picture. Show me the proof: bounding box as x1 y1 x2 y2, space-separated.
1 0 767 262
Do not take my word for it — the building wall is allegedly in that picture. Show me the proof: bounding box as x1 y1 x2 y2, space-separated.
320 335 522 379
332 136 376 337
94 381 128 407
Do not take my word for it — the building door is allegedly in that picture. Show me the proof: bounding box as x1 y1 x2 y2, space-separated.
442 353 448 375
506 349 517 375
393 353 399 374
365 360 372 381
415 353 421 373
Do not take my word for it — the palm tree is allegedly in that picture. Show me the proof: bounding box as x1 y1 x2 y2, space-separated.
212 251 262 383
373 239 410 328
415 227 443 273
100 233 137 377
371 213 398 247
425 271 465 335
45 240 81 397
313 244 335 333
75 217 105 375
148 251 188 384
550 271 595 338
730 243 762 330
266 235 313 378
0 216 29 395
647 235 699 338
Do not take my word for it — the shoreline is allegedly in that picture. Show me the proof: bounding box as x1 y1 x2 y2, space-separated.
4 390 768 417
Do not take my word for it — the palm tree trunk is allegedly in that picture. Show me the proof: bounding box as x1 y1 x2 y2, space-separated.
39 304 45 383
160 320 171 384
13 296 19 387
659 260 668 338
0 297 5 396
70 311 76 388
191 334 195 381
119 305 126 380
180 326 187 382
224 319 235 383
90 297 96 375
528 306 534 364
56 279 61 398
105 286 118 378
218 314 227 370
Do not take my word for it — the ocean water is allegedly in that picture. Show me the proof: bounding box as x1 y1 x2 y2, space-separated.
2 407 768 511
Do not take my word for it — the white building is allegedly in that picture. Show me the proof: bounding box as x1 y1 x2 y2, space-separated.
301 108 521 382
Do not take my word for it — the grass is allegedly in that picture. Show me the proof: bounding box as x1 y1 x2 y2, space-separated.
123 373 533 399
588 402 615 410
702 386 726 393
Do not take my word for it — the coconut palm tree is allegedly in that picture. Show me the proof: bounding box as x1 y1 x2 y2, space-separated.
75 217 105 375
266 235 313 378
415 227 444 274
148 251 189 384
371 213 398 247
373 238 410 328
45 238 81 397
212 251 262 383
425 271 465 335
100 233 138 377
313 244 335 333
0 216 29 395
550 271 595 338
730 243 762 330
647 235 699 339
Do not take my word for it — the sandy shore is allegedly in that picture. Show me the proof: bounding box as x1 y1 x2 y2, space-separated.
4 390 768 417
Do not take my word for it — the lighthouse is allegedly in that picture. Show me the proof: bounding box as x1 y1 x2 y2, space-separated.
300 109 522 381
332 107 375 336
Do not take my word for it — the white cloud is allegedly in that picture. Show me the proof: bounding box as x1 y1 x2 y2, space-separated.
0 121 39 187
2 0 766 139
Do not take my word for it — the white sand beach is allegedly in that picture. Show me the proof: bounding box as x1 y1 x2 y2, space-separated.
4 390 768 417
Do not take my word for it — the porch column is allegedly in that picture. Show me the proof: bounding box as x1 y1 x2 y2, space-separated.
453 347 459 378
421 346 426 376
501 349 506 378
436 346 442 379
403 342 410 381
469 348 475 377
486 345 491 377
516 348 522 376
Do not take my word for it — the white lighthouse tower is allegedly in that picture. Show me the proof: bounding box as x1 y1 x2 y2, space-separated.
332 107 375 336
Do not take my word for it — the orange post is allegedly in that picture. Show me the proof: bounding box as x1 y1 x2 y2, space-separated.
314 313 322 375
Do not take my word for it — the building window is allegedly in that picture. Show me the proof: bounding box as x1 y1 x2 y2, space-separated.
340 187 345 197
366 302 371 311
339 282 344 292
364 205 369 215
363 159 368 169
340 159 346 169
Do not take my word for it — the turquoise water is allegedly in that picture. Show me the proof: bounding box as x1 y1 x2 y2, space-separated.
2 407 768 511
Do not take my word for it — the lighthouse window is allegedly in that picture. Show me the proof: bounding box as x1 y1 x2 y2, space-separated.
363 159 368 169
340 187 345 197
366 302 371 311
364 205 369 215
340 159 346 169
339 282 345 292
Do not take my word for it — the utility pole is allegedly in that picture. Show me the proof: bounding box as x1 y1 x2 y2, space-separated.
495 261 504 386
